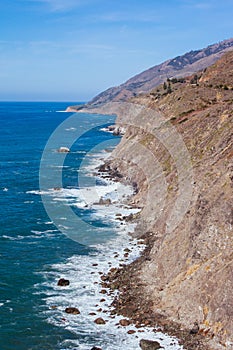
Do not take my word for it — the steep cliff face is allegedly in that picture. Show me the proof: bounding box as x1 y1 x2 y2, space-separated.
110 52 233 349
74 51 232 348
84 52 233 349
89 38 233 106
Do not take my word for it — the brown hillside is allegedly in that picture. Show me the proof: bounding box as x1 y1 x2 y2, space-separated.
74 51 233 349
88 38 233 106
110 51 233 350
83 51 233 350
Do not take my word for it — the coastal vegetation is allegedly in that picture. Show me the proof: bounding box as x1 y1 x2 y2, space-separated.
88 50 233 350
69 44 233 350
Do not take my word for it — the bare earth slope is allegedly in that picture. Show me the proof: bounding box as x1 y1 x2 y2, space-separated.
110 51 233 349
89 38 233 106
82 52 233 349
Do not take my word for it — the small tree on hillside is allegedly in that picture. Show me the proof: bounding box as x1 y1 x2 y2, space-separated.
190 74 198 85
167 81 172 93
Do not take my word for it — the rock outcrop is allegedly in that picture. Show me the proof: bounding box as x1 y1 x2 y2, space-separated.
57 146 70 153
57 278 70 286
139 339 162 350
79 51 233 349
120 52 232 349
94 317 106 325
65 307 80 314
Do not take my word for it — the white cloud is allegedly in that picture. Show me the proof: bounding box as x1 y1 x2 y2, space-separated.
28 0 86 12
192 2 213 9
90 11 160 24
181 0 214 10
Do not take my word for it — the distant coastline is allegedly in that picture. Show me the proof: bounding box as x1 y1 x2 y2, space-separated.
65 105 86 112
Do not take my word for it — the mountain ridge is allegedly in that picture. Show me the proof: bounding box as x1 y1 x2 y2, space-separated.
88 38 233 106
108 51 233 350
75 51 233 349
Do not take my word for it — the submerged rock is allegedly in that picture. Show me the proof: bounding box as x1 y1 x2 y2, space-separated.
50 305 57 309
99 197 112 205
139 339 162 350
57 278 70 286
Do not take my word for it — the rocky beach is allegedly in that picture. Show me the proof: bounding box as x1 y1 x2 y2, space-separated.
2 2 233 349
73 51 233 350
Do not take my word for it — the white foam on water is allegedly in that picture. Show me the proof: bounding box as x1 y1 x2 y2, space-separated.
49 165 70 169
27 174 135 214
31 229 58 235
80 148 111 172
2 229 59 242
2 235 25 241
27 190 51 195
65 127 77 131
53 197 71 202
100 127 114 133
34 150 183 349
38 231 183 350
71 201 87 208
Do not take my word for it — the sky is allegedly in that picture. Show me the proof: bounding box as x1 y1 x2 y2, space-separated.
0 0 232 102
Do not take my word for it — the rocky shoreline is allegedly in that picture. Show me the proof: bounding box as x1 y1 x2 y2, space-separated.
69 52 233 350
52 150 183 350
103 237 212 350
98 162 212 350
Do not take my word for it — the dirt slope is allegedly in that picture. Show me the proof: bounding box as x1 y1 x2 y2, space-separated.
74 51 233 349
90 51 233 349
89 38 233 106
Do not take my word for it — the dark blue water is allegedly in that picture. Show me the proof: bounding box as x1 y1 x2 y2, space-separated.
0 102 120 349
0 102 181 350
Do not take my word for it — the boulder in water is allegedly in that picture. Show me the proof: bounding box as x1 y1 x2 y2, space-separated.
57 146 70 153
57 278 70 286
119 319 131 326
94 317 106 325
139 339 162 350
65 307 80 315
99 197 111 205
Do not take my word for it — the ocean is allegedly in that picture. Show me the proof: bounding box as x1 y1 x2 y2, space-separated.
0 102 182 350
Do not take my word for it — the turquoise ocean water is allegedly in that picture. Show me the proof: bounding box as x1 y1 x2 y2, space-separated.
0 102 182 350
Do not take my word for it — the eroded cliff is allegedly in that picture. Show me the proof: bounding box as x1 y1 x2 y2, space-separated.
75 51 233 349
113 52 233 349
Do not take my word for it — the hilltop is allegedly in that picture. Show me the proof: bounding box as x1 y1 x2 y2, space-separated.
88 38 233 106
109 51 233 350
79 51 233 349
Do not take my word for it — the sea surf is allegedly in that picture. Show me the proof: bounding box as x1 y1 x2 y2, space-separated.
0 102 183 350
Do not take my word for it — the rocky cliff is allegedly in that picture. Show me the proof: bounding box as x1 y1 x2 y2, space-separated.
89 38 233 106
80 51 233 349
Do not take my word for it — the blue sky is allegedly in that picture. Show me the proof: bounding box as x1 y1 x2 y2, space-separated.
1 0 232 101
